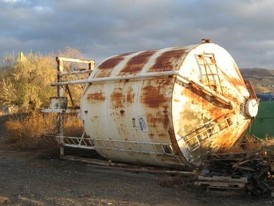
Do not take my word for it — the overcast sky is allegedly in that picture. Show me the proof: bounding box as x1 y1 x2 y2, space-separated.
1 0 274 69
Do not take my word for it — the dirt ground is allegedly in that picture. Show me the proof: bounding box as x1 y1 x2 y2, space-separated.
0 146 273 206
0 117 273 206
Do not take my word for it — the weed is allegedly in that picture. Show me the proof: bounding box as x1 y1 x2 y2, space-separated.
5 112 83 150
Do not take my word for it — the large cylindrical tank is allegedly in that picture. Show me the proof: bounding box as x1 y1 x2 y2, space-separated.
80 40 258 168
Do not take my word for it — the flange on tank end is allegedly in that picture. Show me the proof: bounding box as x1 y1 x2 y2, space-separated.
245 98 259 118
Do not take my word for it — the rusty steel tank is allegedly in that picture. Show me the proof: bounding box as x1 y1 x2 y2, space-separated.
80 40 259 168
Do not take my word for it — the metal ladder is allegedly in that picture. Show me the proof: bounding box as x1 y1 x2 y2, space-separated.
178 114 233 152
42 57 96 156
196 53 223 94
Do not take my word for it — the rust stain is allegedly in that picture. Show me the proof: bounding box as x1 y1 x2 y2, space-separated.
233 63 245 83
223 72 245 87
111 86 136 109
147 111 170 130
99 56 124 69
87 92 105 102
95 55 124 78
95 69 112 78
178 106 203 136
162 106 170 129
213 72 246 104
147 114 162 127
186 83 232 113
211 120 250 151
141 78 173 108
149 133 155 139
119 50 156 75
142 85 166 108
163 113 169 129
111 88 124 108
219 68 246 89
178 85 233 140
126 88 135 104
149 48 187 72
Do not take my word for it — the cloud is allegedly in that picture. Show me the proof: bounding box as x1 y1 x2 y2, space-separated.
1 0 274 68
2 0 22 3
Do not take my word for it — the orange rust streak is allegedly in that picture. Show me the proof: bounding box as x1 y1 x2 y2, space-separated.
147 112 170 130
95 69 112 78
219 68 246 88
141 85 167 108
126 88 135 104
182 86 230 121
119 50 156 75
87 92 105 102
149 49 187 72
233 63 245 83
99 56 124 69
95 56 124 78
220 73 246 103
211 120 250 151
226 76 245 87
111 89 124 108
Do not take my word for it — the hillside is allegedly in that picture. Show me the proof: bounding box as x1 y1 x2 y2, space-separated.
240 68 274 94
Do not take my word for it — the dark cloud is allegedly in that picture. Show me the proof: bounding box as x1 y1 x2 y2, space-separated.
1 0 274 68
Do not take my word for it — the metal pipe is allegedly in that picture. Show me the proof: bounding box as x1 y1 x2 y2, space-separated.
56 56 95 65
51 71 179 86
59 70 93 76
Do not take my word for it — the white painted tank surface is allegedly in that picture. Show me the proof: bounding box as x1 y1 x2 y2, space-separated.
80 41 258 168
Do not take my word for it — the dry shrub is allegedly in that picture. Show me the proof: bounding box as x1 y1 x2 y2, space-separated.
5 113 57 149
64 114 84 137
227 135 274 153
260 138 274 150
239 135 264 152
5 112 84 150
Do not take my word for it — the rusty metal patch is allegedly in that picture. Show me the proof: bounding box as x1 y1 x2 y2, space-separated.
87 92 105 103
110 86 135 109
99 56 124 69
126 88 135 104
119 50 157 75
95 55 125 78
111 88 124 108
149 48 187 72
146 111 170 132
141 78 173 108
141 85 166 108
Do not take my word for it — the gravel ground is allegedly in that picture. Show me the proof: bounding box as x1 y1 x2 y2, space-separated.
0 115 273 206
0 148 273 206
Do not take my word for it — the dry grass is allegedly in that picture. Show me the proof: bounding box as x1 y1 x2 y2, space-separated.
64 115 83 137
5 112 83 150
5 113 56 149
225 135 274 154
5 112 273 153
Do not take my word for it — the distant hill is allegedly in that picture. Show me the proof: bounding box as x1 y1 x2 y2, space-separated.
240 68 274 94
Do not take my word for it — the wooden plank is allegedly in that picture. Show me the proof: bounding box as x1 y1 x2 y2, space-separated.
195 175 248 191
196 181 246 188
197 175 247 183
